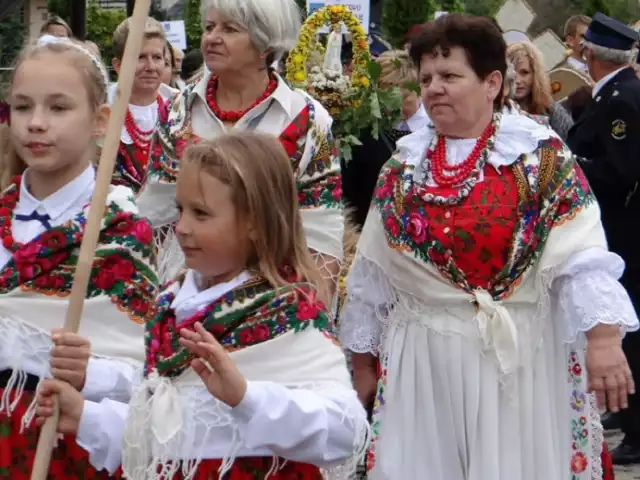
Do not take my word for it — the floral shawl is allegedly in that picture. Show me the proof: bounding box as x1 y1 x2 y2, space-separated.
373 134 594 300
145 270 333 379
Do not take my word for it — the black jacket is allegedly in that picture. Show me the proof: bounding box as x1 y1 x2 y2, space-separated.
567 67 640 307
341 129 410 228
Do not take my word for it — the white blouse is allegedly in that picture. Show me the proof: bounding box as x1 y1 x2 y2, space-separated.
75 270 365 474
0 166 138 402
108 83 179 145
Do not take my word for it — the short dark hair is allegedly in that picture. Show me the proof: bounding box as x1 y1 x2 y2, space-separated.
409 14 507 108
181 49 204 81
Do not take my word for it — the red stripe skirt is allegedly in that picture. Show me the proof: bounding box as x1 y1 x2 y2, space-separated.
166 458 322 479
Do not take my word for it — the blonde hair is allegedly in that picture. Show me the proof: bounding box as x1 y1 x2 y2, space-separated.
506 42 553 115
564 15 590 39
112 17 166 60
181 133 329 304
40 16 73 37
376 50 418 89
0 38 109 189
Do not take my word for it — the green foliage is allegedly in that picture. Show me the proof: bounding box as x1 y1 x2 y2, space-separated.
183 0 203 50
583 0 611 16
0 6 25 96
440 0 465 13
461 0 503 17
85 0 126 64
382 0 437 48
295 0 307 13
47 0 72 22
337 60 404 161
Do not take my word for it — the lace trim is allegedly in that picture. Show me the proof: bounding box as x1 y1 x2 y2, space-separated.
588 393 604 480
555 269 639 343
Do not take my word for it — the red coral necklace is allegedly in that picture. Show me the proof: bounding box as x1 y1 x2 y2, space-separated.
430 121 496 188
205 74 278 123
124 94 164 152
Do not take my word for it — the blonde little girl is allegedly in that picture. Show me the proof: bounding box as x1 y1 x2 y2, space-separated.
0 35 157 477
36 133 368 479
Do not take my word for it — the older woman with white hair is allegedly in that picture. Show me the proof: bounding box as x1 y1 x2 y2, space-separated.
138 0 342 290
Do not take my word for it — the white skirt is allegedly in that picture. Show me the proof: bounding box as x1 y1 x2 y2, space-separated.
367 305 601 480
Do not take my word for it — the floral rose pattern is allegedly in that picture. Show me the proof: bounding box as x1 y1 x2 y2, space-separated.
145 271 331 379
568 348 595 480
373 136 594 300
0 180 158 323
147 79 342 212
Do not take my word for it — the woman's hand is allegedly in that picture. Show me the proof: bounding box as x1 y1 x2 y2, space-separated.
35 379 85 435
179 322 247 408
50 329 91 391
586 324 635 412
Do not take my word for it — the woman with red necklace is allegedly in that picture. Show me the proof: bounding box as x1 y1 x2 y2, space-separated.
137 0 342 289
340 14 637 480
109 17 178 194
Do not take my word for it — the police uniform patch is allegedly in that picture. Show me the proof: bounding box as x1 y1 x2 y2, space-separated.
612 119 626 140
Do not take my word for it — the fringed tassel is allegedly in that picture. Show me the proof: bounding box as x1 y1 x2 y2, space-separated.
0 368 28 416
217 427 243 478
123 384 153 480
322 404 371 480
20 376 44 433
155 228 185 284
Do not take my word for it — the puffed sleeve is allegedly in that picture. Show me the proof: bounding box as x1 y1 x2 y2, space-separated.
551 247 639 344
82 359 141 403
231 380 367 467
339 253 393 355
76 399 129 474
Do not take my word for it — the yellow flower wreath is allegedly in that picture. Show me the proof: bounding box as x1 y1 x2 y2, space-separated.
286 5 371 88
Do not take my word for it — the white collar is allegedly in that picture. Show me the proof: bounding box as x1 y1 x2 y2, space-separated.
191 71 295 121
592 66 627 98
107 82 177 105
403 103 430 132
15 165 95 220
396 113 555 170
171 269 252 323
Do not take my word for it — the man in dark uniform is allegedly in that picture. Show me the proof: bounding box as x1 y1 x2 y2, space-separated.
567 12 640 466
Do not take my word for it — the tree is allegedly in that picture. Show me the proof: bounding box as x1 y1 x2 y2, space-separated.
183 0 203 50
0 5 25 96
461 0 502 17
47 0 71 22
583 0 611 16
85 0 126 64
382 0 437 48
439 0 465 13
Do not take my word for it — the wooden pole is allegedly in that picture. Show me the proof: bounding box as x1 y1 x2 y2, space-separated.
29 0 152 478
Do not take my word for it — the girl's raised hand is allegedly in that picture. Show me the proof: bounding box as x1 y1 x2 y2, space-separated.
179 322 247 408
50 328 91 391
35 379 85 435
